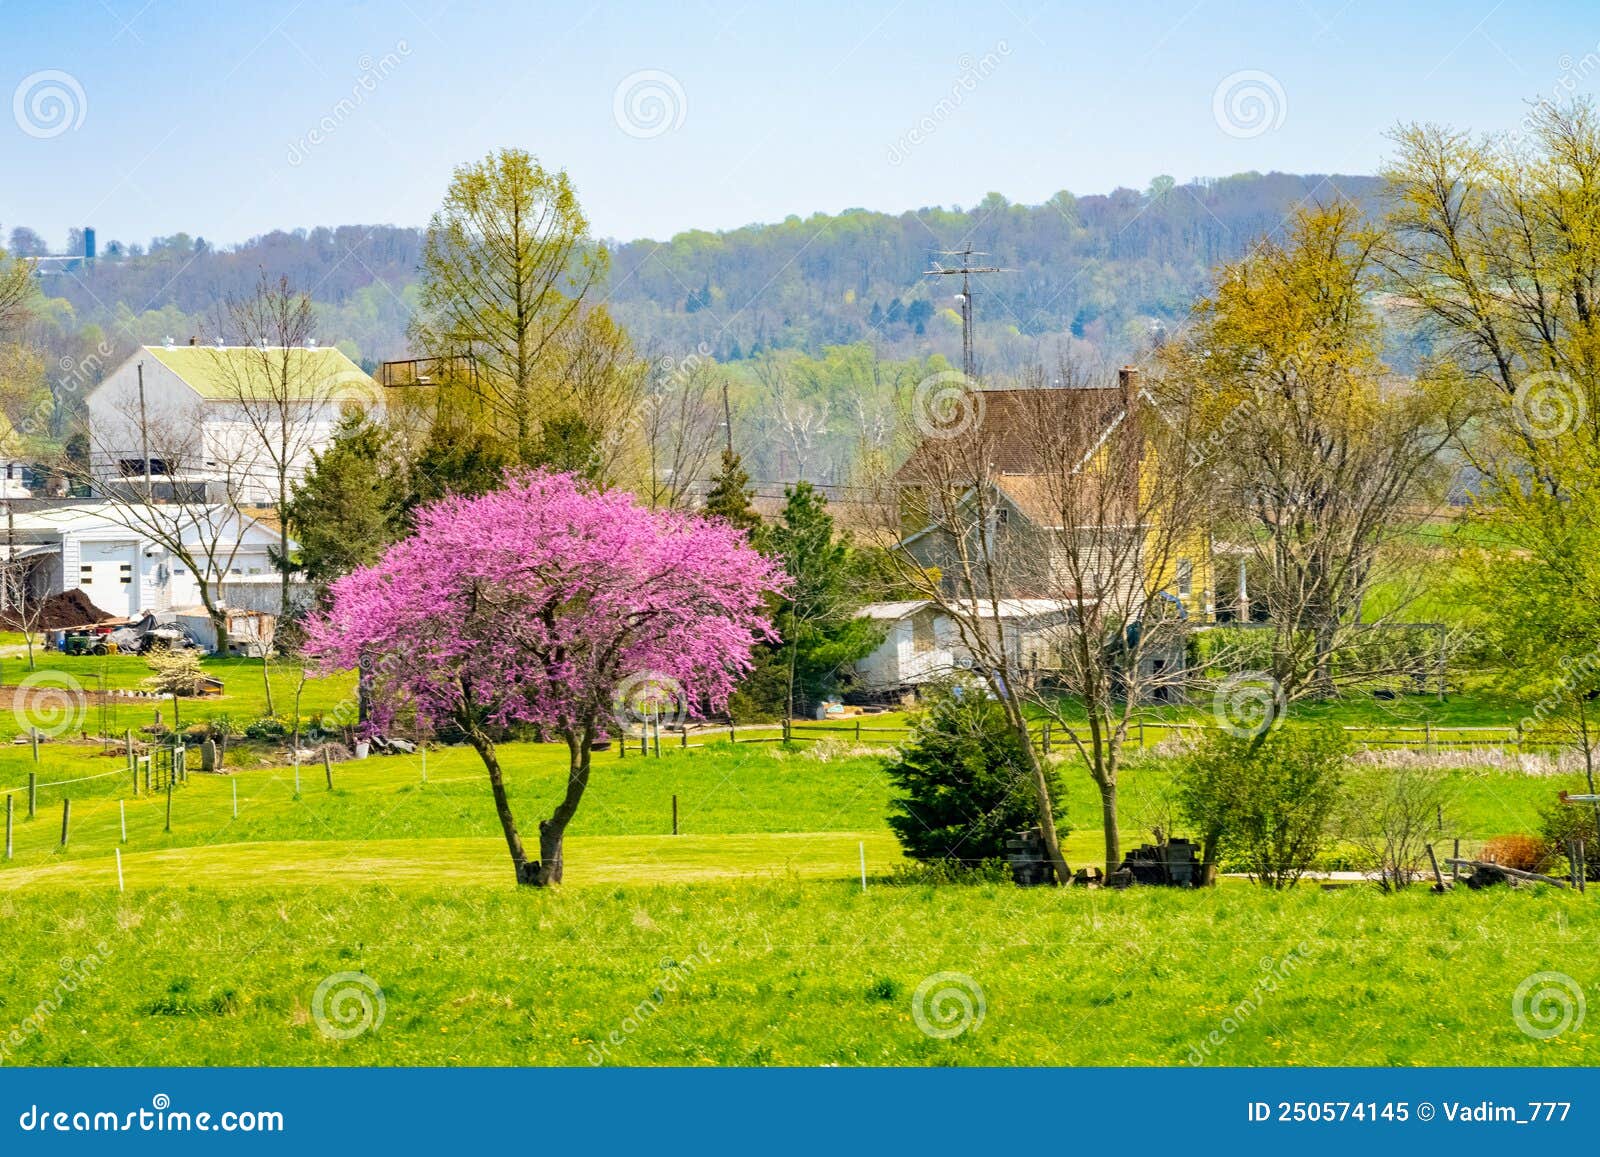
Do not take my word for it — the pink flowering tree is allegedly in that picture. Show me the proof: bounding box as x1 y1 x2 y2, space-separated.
305 471 785 886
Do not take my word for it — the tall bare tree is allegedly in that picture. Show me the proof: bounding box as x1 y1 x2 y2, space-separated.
210 273 359 615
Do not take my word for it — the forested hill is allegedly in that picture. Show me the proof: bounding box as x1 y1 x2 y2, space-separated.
606 172 1382 369
28 171 1381 371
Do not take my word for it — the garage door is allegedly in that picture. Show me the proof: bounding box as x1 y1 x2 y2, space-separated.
78 541 139 617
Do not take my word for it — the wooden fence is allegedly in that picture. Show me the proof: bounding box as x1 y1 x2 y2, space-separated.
617 717 1585 757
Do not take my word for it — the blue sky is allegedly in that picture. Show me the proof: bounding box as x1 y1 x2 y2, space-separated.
3 0 1599 250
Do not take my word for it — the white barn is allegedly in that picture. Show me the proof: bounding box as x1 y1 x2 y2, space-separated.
0 501 292 619
852 599 1083 694
86 341 379 503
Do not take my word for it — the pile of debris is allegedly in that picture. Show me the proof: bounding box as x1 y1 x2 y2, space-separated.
1004 827 1057 887
0 589 116 631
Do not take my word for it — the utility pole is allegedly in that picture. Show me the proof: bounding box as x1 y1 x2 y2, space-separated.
136 360 151 499
925 244 1008 381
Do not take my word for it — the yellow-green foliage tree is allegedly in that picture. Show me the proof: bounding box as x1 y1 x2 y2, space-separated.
1384 100 1600 821
1163 202 1463 701
411 148 622 470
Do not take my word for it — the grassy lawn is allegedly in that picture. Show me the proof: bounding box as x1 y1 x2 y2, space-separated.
1 882 1593 1066
0 646 1591 1068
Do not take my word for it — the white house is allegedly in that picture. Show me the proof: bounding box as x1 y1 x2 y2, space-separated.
852 599 1083 694
0 500 293 619
86 341 380 503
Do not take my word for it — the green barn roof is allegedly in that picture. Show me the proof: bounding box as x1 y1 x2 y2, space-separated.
143 344 377 403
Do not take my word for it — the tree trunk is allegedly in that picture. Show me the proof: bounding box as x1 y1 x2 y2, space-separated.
526 731 594 886
1098 775 1121 876
465 729 530 884
261 653 275 715
1028 749 1071 883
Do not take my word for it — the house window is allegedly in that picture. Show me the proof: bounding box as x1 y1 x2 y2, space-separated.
80 565 92 585
912 614 936 654
1176 559 1193 599
120 563 133 585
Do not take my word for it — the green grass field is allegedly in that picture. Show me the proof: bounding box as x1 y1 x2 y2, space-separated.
0 642 1594 1068
3 881 1594 1066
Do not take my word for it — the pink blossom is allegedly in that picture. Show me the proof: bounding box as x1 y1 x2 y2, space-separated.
305 471 786 740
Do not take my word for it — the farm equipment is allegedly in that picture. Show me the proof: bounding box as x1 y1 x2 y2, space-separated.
62 629 114 656
106 612 199 655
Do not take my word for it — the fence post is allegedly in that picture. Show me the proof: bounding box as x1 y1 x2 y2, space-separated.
729 719 736 744
4 793 11 860
143 758 150 794
30 728 38 763
856 718 862 743
672 794 678 836
324 747 334 791
59 798 70 847
27 771 36 820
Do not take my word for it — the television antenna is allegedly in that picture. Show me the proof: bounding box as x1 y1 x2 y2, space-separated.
924 244 1011 381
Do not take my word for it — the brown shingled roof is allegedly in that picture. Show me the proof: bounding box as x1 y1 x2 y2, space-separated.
894 386 1125 483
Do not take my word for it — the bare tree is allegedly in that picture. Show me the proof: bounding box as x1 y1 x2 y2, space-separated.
753 354 832 481
73 391 261 653
868 360 1213 876
637 352 724 509
210 273 362 615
